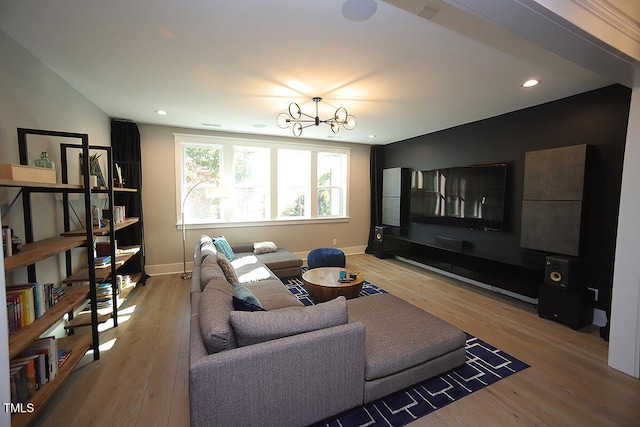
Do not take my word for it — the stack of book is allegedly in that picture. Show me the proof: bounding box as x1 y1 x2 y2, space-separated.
9 337 69 404
94 256 111 268
95 283 113 309
6 283 66 334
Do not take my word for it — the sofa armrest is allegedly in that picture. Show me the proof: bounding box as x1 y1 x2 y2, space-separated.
189 322 366 427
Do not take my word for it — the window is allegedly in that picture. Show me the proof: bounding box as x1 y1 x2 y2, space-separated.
175 134 349 226
232 146 269 221
181 144 222 223
277 149 310 218
317 152 347 217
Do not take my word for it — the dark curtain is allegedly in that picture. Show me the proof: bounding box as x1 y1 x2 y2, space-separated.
365 145 384 253
110 120 147 279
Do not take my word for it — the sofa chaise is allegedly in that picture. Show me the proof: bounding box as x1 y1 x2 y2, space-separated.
189 235 466 427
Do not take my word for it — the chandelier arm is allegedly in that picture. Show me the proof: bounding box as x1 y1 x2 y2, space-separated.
298 111 316 120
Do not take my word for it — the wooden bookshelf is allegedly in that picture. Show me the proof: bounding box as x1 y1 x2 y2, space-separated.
60 217 139 237
62 245 141 283
8 285 90 359
0 179 82 191
4 236 87 273
64 312 111 329
10 334 93 427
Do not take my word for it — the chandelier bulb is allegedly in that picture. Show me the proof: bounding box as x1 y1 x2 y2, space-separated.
289 102 302 119
293 122 303 137
334 107 348 124
343 115 357 130
276 112 291 129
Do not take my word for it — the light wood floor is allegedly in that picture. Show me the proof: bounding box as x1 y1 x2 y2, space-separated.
30 254 640 426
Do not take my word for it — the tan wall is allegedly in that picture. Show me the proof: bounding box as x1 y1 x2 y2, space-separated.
0 30 110 287
138 124 372 274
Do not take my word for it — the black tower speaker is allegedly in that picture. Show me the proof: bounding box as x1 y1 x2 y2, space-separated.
544 255 583 290
538 285 593 330
372 225 390 259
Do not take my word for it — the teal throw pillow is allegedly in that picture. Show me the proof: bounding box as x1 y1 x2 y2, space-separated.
233 296 265 312
213 236 235 260
233 284 263 309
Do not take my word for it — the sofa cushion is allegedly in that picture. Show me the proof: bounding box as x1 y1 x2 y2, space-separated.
217 252 240 284
200 253 226 291
199 276 238 353
254 249 303 271
245 279 304 310
213 236 235 260
347 293 466 381
229 296 348 347
231 254 278 283
199 235 217 262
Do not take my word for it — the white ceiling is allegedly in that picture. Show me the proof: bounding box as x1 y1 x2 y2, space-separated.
0 0 630 145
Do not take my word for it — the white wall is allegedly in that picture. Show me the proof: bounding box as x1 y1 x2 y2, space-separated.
608 86 640 378
138 124 372 274
0 29 110 417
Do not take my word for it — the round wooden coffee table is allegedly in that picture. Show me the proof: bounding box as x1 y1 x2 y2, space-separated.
302 267 364 303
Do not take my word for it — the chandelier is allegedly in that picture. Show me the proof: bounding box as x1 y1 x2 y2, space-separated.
276 97 357 137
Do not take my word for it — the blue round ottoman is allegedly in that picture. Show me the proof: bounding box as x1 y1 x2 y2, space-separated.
307 248 346 269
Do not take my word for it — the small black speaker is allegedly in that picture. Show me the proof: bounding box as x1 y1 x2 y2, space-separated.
544 255 583 290
372 226 390 259
538 285 593 330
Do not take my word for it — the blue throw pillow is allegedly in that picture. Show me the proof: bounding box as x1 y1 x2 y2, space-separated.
233 284 263 309
213 236 235 260
233 296 265 312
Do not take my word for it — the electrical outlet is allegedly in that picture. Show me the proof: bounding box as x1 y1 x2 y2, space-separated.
333 238 337 246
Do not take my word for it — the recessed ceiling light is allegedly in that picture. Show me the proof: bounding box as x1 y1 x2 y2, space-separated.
342 0 377 22
368 135 376 139
155 109 168 115
522 79 540 88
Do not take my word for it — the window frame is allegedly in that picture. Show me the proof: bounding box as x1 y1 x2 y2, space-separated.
174 133 350 229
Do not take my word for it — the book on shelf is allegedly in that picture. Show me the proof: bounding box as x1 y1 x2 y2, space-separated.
10 355 38 402
6 284 36 326
94 255 111 267
96 240 117 257
6 283 66 334
10 336 60 403
58 349 72 368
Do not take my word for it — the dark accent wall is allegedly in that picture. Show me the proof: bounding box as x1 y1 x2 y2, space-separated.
383 84 631 310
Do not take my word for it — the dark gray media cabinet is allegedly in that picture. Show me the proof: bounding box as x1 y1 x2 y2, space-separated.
379 233 544 300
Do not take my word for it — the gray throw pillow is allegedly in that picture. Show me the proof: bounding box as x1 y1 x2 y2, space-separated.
217 252 240 285
229 296 348 347
199 276 237 353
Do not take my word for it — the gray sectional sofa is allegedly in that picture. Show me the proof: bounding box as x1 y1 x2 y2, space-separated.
189 235 466 427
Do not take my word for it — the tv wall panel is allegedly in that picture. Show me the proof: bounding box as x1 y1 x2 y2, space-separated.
520 144 589 256
520 200 582 256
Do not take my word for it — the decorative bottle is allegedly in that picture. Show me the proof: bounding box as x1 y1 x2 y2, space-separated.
35 151 55 169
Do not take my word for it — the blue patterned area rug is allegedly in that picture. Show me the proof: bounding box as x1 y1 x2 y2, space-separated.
284 274 530 427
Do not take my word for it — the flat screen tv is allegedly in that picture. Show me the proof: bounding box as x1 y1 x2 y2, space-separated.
410 163 507 231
